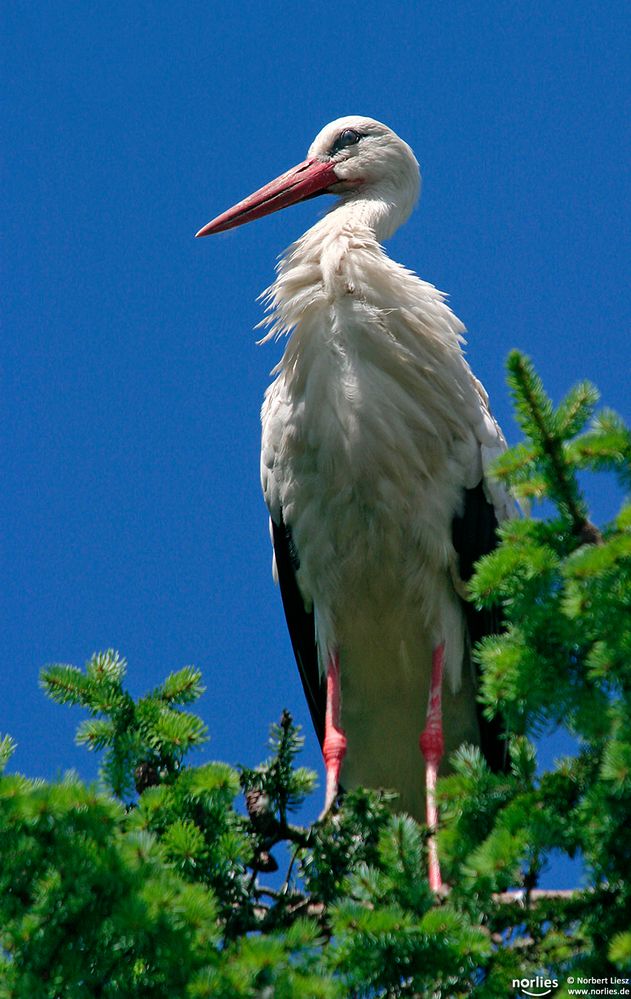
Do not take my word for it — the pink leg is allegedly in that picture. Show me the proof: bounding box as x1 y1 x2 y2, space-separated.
419 642 445 891
321 651 347 817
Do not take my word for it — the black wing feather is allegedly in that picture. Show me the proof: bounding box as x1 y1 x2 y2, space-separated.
271 515 326 747
452 480 507 772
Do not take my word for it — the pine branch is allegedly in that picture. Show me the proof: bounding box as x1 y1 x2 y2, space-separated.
157 666 205 705
0 734 16 773
506 351 601 542
494 888 580 903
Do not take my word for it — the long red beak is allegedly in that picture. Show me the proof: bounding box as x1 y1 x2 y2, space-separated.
195 157 339 237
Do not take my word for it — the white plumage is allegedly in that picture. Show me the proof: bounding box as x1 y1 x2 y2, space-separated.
197 116 513 825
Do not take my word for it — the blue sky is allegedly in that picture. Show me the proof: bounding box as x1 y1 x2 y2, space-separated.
4 3 629 889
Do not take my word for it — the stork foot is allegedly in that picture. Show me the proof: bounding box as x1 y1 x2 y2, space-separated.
419 642 445 892
320 651 346 820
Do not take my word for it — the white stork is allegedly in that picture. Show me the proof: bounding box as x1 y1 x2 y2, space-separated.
197 117 513 889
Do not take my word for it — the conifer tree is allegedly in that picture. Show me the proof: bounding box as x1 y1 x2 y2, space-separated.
1 352 629 997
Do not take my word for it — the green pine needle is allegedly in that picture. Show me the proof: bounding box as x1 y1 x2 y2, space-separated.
40 664 91 705
0 734 17 773
158 666 205 705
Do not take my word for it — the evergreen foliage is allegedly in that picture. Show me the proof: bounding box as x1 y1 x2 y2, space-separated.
1 352 629 996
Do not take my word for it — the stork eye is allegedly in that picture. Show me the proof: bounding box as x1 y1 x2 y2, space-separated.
331 128 362 154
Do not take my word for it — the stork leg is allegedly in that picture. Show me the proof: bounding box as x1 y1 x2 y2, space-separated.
320 650 347 818
419 642 445 891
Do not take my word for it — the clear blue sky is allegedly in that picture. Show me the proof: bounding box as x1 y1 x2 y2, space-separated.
4 3 629 889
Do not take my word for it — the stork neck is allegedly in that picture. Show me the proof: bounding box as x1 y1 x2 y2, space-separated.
336 192 404 241
300 187 410 249
261 187 415 342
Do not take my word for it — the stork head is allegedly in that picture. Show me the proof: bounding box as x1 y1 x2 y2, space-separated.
196 116 421 240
